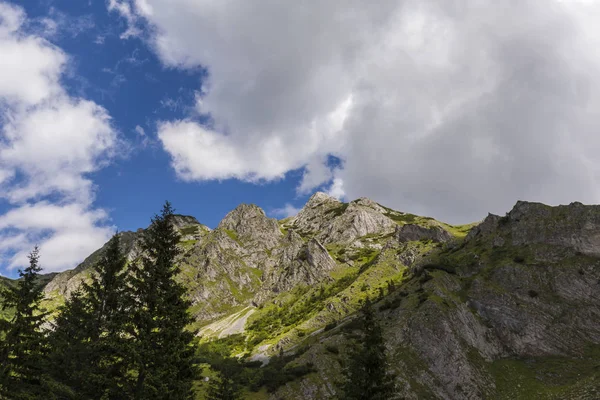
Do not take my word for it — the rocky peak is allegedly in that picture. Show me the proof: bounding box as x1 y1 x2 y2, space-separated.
169 214 201 229
44 230 141 298
465 213 501 242
395 223 452 243
304 191 340 209
505 201 600 256
466 201 600 257
217 203 282 248
351 197 388 213
317 201 396 244
292 193 343 235
262 236 335 295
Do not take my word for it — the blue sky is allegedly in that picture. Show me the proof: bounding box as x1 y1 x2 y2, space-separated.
0 0 320 276
16 0 309 226
2 0 600 276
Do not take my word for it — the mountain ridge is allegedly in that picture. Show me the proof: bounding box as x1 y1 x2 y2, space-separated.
4 193 599 398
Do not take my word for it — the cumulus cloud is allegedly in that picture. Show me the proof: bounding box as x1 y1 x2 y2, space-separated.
0 203 112 271
115 0 600 223
270 204 301 219
0 2 117 272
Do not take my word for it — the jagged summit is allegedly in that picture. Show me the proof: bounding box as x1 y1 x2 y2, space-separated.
32 197 600 399
217 203 282 248
170 214 201 228
304 191 340 208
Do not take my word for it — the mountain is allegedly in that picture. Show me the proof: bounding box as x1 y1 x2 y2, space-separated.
6 194 600 399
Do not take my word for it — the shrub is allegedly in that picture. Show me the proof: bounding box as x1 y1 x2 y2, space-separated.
513 255 525 263
528 289 539 298
324 320 338 331
379 297 402 311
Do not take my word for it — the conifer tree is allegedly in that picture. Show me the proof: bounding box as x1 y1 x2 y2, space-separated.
126 201 197 399
49 233 129 399
0 247 49 399
206 363 241 400
340 300 398 400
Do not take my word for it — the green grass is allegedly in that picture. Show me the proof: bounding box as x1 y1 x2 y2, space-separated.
180 225 200 235
440 222 477 238
324 203 349 217
489 344 600 399
223 229 243 245
180 239 198 249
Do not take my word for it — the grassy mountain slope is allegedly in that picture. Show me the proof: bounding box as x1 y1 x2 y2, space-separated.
14 195 600 398
261 201 600 399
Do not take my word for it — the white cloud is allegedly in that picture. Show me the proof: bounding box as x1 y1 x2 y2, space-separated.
32 9 95 39
0 203 112 271
297 156 335 195
116 0 600 223
107 0 142 39
0 2 117 272
270 204 301 219
0 15 66 106
327 178 346 201
1 98 115 203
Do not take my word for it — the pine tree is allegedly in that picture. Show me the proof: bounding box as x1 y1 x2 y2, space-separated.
206 363 241 400
0 247 49 399
339 300 398 400
49 233 129 399
126 201 197 399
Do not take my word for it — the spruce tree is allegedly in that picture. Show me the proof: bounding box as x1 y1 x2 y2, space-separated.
340 300 398 400
49 233 129 399
206 363 241 400
0 247 49 399
126 201 196 399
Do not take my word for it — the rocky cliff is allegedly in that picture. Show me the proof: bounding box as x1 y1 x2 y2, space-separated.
34 195 600 399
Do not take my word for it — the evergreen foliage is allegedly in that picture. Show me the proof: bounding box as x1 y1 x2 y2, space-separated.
206 362 241 400
339 300 398 400
126 201 197 399
0 247 50 399
49 233 129 399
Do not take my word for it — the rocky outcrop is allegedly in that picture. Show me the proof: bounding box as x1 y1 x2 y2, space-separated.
43 230 140 298
217 204 282 249
292 192 343 235
395 223 452 243
465 213 501 242
266 199 600 400
262 233 336 296
316 201 396 244
169 214 201 229
506 201 600 256
36 193 600 399
292 193 397 244
466 201 600 257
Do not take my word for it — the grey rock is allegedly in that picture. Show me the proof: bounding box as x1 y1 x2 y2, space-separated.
395 223 452 243
218 203 282 249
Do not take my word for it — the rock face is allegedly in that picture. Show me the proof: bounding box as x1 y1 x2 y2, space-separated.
274 200 600 400
395 223 452 243
35 197 600 399
169 214 201 229
43 230 141 299
507 201 600 256
266 237 336 294
292 192 396 244
218 204 282 249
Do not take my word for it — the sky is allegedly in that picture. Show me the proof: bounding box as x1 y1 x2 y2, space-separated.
1 0 600 276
